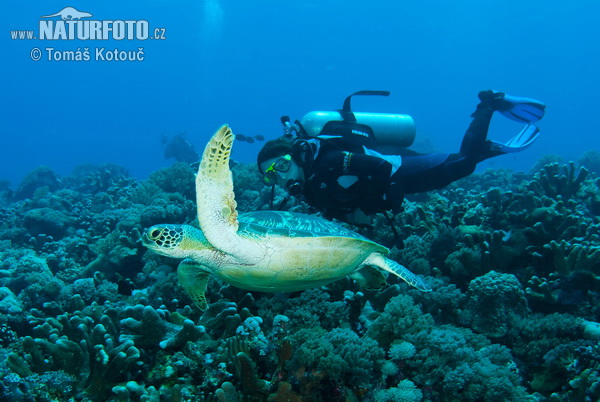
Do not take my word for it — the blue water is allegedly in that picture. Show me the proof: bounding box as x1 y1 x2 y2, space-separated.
2 0 599 187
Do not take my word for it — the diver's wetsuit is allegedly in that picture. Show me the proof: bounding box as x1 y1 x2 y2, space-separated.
296 101 496 219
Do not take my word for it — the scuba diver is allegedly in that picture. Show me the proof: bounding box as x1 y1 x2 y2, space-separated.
162 132 200 164
162 131 264 164
257 90 546 225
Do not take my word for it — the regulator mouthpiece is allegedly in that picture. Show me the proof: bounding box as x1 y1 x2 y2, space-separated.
286 180 303 196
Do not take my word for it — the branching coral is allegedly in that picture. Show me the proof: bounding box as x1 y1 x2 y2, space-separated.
526 274 561 305
545 239 600 278
7 306 141 399
529 161 589 200
444 228 527 283
4 296 210 400
119 304 207 349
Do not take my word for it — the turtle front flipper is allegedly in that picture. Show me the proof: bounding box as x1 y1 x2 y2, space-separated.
195 124 241 253
177 259 211 310
366 254 431 291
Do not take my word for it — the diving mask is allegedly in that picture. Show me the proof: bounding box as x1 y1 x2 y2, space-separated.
262 154 292 186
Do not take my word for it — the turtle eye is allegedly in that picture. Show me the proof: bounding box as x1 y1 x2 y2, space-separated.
148 228 162 240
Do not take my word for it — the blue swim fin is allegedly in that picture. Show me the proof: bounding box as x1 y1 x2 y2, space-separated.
497 94 546 123
490 124 540 153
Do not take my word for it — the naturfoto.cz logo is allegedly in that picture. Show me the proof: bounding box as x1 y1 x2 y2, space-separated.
11 7 168 62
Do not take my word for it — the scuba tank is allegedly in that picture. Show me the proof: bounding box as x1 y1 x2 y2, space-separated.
289 90 416 154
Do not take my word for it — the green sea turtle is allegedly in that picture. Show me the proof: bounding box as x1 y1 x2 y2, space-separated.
142 125 430 310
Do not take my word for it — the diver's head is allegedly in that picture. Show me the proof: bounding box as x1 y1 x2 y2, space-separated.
257 138 304 194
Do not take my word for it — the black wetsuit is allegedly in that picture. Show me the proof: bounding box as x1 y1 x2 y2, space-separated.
296 104 495 219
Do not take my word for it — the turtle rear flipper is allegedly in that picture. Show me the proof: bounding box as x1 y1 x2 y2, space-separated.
351 266 387 290
365 254 431 291
178 259 210 310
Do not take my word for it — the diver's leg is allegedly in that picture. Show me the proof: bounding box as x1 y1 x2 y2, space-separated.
398 92 502 193
398 153 475 194
398 91 545 195
459 90 500 158
461 90 545 162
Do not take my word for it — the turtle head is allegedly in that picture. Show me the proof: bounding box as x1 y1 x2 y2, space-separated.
142 224 209 259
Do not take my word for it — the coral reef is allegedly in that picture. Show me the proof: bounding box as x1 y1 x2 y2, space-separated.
14 166 62 201
1 159 600 400
461 270 529 338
